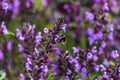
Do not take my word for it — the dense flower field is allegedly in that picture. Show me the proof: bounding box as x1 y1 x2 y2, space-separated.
0 0 120 80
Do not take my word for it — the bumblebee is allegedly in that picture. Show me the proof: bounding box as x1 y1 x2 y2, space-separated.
58 35 67 45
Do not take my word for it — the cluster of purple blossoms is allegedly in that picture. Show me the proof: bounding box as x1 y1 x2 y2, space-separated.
52 51 81 80
17 23 50 80
16 17 68 80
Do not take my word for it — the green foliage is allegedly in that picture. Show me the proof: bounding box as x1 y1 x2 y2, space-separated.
47 74 54 80
0 71 6 80
7 31 15 37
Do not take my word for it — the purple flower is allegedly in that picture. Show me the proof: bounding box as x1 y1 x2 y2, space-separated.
0 50 4 60
107 32 114 41
118 73 120 78
77 78 82 80
94 0 100 3
103 59 109 67
91 46 97 53
52 64 58 75
18 44 24 52
107 24 114 32
40 65 48 73
25 62 32 71
118 66 120 73
26 0 31 8
25 58 32 71
12 0 20 16
85 12 94 22
1 21 8 34
72 47 79 54
27 58 32 65
65 16 71 22
39 78 44 80
87 52 93 59
100 64 106 72
54 34 61 41
117 24 120 30
81 67 87 73
102 3 109 11
52 48 61 55
20 74 25 80
7 41 12 51
44 28 49 34
16 28 25 41
63 4 71 13
66 69 72 75
34 48 39 56
63 4 69 10
48 16 54 21
61 24 67 32
66 54 73 63
42 0 48 7
1 1 8 12
35 32 42 44
93 64 99 72
74 15 81 23
110 0 117 12
93 55 98 62
101 41 106 48
72 59 81 73
73 3 80 12
88 36 95 45
98 47 103 55
86 28 94 36
28 24 36 34
81 67 87 78
103 72 109 79
95 32 103 40
110 50 119 59
88 32 103 45
34 65 38 70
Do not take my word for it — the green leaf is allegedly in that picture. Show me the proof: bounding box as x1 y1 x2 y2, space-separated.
69 22 77 27
7 31 15 36
0 71 6 80
47 74 54 80
109 60 115 66
90 72 98 79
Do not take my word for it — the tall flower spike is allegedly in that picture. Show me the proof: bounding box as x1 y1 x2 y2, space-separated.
17 17 66 80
